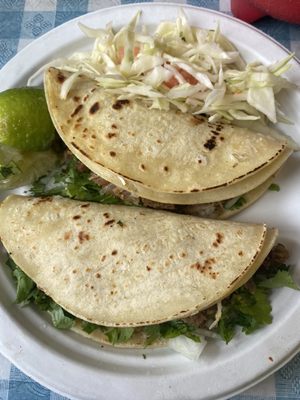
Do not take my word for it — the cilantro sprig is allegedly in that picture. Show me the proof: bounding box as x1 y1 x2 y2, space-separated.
224 196 247 211
144 320 201 345
268 183 280 192
217 263 299 343
7 257 75 329
29 157 125 205
0 165 14 179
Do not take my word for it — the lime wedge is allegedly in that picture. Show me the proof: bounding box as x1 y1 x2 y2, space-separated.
0 88 56 151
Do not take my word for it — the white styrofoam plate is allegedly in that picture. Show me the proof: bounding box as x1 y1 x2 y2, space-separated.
0 3 299 400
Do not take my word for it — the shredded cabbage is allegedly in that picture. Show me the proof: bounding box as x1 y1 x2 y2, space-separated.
31 10 297 127
168 335 207 360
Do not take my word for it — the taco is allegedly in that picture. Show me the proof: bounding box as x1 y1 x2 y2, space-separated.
0 195 279 348
43 67 292 218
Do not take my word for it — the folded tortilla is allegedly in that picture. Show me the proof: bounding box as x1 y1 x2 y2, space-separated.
44 67 292 206
0 196 277 345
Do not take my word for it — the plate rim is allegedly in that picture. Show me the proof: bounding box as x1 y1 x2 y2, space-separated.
0 3 300 400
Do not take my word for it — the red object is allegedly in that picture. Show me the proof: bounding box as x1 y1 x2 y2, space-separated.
231 0 266 23
231 0 300 24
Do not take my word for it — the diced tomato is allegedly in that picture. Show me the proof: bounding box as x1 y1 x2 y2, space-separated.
165 76 179 89
117 46 140 63
164 67 198 88
179 68 198 85
133 46 140 57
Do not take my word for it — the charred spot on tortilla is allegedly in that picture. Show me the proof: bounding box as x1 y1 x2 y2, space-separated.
111 250 118 255
107 132 117 139
34 197 53 205
70 104 83 118
146 266 151 271
191 189 199 192
163 166 169 172
80 203 90 208
103 212 110 218
111 124 117 129
104 219 115 226
112 99 130 110
64 231 72 240
56 71 66 84
204 138 216 150
210 272 219 280
213 232 224 248
83 94 89 102
109 151 116 157
78 231 90 243
228 275 240 288
140 164 146 171
191 116 205 125
238 251 244 256
72 215 81 220
73 96 80 102
71 142 90 158
89 102 100 114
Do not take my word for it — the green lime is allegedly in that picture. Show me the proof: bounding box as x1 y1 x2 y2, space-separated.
0 88 56 151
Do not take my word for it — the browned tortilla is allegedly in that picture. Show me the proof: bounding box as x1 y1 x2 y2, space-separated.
0 195 277 328
44 67 291 205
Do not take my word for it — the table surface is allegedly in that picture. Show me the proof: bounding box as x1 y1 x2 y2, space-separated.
0 0 300 399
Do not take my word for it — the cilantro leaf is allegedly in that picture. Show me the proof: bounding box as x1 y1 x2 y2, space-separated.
103 327 135 345
218 286 272 343
31 289 53 311
6 258 35 305
0 165 14 179
160 320 200 342
254 263 289 282
12 267 35 305
5 257 18 271
224 196 247 211
30 157 125 205
259 270 300 290
268 183 280 192
48 303 75 329
6 256 74 329
81 321 99 334
144 320 201 345
144 325 161 345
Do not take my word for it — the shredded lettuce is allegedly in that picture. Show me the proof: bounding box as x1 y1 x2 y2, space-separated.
32 10 297 129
